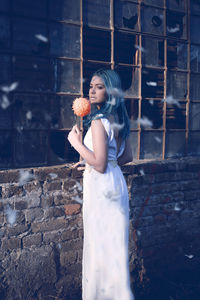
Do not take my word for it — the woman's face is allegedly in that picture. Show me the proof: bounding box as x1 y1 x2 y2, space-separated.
89 76 107 108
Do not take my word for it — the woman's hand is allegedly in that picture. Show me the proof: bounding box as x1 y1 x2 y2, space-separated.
67 125 82 150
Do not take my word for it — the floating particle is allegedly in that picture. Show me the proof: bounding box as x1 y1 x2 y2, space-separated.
18 170 34 186
0 94 10 109
137 117 153 128
49 173 58 179
26 111 32 120
33 64 38 69
16 125 23 133
154 136 162 143
107 87 124 99
185 254 194 259
0 81 19 93
5 205 17 225
146 81 157 87
35 34 48 43
137 230 141 236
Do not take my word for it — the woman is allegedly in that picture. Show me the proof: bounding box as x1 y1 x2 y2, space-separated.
68 69 134 300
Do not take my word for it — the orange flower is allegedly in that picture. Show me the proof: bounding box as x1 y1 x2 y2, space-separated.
72 97 91 117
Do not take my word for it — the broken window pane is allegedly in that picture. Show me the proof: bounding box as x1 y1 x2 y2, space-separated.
114 32 137 65
191 16 200 44
191 45 200 72
142 37 164 67
83 28 111 62
0 55 10 85
125 98 139 130
13 56 54 92
56 60 80 93
15 131 48 167
167 71 187 100
188 131 200 156
0 131 12 168
0 16 10 49
49 23 80 58
49 131 79 164
0 98 11 129
142 69 164 99
83 62 111 95
13 18 48 55
167 11 186 39
191 0 200 16
189 102 200 130
165 131 185 158
140 131 163 159
83 0 110 28
0 0 9 12
190 74 200 100
49 0 80 22
141 6 163 36
129 131 138 159
13 94 50 130
167 41 187 70
166 102 186 129
141 100 163 129
50 95 77 130
166 0 186 12
115 1 139 31
13 0 47 18
142 0 163 7
116 66 139 97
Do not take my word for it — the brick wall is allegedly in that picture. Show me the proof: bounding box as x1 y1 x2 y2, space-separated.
0 157 200 299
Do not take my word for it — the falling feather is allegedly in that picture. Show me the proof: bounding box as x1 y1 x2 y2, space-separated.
134 45 146 52
6 206 17 225
0 82 19 93
49 173 58 179
139 169 145 176
146 81 157 87
26 111 32 120
174 203 181 211
154 136 162 143
18 170 34 186
163 95 181 108
110 122 124 131
0 95 10 109
137 117 153 128
185 254 194 259
167 24 180 33
35 34 48 42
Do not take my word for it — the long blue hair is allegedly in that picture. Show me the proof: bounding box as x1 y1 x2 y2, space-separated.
84 69 130 140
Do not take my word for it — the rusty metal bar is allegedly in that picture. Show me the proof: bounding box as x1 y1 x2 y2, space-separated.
162 0 167 159
185 0 190 155
137 0 142 160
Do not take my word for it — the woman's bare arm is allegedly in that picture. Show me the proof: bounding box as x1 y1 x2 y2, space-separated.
68 120 108 173
117 137 133 166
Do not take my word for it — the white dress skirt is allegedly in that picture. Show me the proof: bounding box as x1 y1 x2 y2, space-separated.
82 118 134 300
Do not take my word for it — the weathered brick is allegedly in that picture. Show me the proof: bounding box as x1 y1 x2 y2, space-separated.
41 194 54 208
31 218 68 233
25 207 44 223
1 236 21 250
60 239 83 252
54 193 68 205
60 250 78 266
33 165 71 181
44 206 65 219
6 224 29 237
0 170 19 184
23 181 41 193
43 181 62 192
2 185 24 198
15 200 28 210
23 233 42 248
43 231 61 244
64 204 81 216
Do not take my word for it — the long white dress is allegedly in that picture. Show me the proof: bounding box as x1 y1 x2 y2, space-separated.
82 118 134 300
